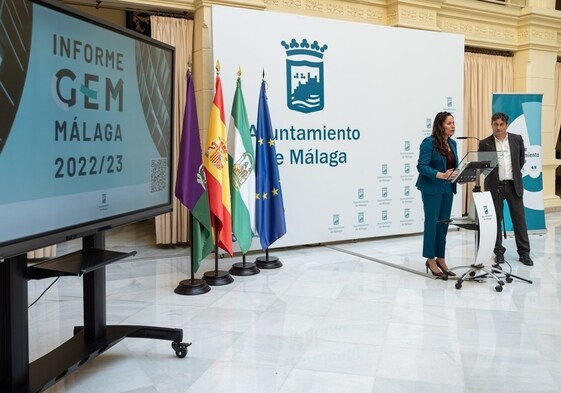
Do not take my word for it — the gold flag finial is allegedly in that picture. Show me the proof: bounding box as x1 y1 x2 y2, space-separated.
262 69 265 80
216 60 220 75
237 65 242 79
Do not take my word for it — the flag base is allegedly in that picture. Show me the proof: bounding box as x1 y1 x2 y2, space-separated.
203 270 234 286
255 256 282 269
174 278 211 296
229 262 260 276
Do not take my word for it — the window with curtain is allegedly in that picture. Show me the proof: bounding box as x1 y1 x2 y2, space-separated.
462 50 513 214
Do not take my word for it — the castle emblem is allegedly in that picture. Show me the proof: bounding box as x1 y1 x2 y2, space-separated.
232 152 254 191
281 38 328 113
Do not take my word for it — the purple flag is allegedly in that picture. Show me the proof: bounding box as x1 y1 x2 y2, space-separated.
175 71 213 272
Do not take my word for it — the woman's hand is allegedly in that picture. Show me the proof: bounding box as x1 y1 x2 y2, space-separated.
437 169 455 180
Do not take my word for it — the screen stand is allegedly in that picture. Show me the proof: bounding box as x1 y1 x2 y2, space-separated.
0 233 190 393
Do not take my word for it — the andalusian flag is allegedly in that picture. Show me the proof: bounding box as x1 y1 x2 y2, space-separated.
227 75 255 254
203 73 233 256
175 71 213 272
255 79 286 250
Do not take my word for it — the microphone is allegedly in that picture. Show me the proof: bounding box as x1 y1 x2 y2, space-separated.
457 136 481 141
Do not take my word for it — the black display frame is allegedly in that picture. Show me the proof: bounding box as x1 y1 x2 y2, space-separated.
0 0 175 260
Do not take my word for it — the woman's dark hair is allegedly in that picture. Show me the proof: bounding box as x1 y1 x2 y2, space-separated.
432 111 453 155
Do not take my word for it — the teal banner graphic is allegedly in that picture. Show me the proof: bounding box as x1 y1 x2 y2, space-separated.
492 93 546 233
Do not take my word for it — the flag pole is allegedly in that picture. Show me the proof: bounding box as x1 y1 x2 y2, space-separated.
203 218 234 285
253 71 285 270
230 252 260 276
174 66 212 296
255 248 282 269
175 212 211 295
227 65 259 277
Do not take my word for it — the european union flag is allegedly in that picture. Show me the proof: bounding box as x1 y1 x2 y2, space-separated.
255 80 286 250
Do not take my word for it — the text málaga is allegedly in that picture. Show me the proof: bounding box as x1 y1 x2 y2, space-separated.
290 149 347 167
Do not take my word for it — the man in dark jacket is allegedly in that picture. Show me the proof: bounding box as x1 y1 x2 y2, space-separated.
478 112 532 266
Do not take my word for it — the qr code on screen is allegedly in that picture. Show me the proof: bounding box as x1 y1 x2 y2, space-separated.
151 158 168 192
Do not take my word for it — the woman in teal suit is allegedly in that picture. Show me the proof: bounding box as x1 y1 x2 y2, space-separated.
416 111 458 277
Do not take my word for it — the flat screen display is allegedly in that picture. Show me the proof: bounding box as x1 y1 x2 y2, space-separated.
0 0 174 259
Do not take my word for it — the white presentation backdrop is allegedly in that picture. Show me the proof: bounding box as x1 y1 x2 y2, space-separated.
212 6 465 250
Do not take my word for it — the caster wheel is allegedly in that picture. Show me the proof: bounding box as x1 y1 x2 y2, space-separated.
495 285 503 292
506 276 513 283
469 271 476 277
172 342 191 358
455 282 462 290
442 274 448 281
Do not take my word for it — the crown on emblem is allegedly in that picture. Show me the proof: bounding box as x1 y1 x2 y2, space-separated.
281 38 328 59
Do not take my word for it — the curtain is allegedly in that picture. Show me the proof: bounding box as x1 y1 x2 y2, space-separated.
462 52 513 213
463 52 513 142
27 245 56 259
151 17 194 244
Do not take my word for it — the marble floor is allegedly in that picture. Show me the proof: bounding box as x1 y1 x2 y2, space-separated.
26 211 561 393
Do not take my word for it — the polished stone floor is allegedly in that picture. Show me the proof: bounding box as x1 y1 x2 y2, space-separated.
27 211 561 393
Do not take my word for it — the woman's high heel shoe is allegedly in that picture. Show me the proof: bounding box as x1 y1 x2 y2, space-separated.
425 260 444 277
435 259 456 277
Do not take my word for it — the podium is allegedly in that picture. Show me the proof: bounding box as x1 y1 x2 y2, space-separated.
447 151 507 292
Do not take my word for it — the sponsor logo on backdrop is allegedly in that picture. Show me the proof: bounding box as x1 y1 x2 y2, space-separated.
400 140 414 158
444 97 456 111
377 186 391 205
423 117 432 137
400 207 414 226
329 213 344 233
354 188 369 207
354 211 368 231
377 209 392 228
281 38 328 114
401 185 414 204
377 163 391 182
400 162 414 180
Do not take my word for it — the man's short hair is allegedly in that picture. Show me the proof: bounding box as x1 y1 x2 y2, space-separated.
491 112 509 124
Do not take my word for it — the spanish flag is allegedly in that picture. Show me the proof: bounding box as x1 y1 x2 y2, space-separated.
203 72 233 256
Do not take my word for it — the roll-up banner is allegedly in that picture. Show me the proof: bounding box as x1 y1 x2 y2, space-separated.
492 93 546 233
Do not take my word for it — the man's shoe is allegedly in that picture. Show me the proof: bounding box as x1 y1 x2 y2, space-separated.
495 254 505 264
519 255 534 266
